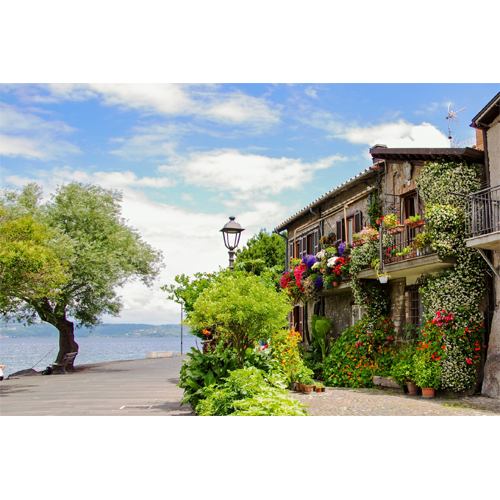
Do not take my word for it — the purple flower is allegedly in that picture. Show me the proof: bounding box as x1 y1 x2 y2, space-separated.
338 241 347 256
314 276 323 289
302 254 317 268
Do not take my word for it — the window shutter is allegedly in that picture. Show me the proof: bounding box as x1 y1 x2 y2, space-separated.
289 242 294 259
313 229 319 255
354 211 362 233
336 220 342 243
301 236 307 258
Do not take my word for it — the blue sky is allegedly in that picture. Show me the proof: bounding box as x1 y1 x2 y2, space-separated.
1 83 499 324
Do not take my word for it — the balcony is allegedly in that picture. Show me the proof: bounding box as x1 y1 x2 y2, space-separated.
357 222 456 281
465 184 500 251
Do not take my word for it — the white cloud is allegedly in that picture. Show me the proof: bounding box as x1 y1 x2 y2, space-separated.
334 120 450 148
304 87 318 99
3 167 293 324
9 83 281 127
159 149 346 199
0 103 81 160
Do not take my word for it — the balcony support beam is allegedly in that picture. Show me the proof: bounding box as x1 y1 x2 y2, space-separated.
476 248 500 280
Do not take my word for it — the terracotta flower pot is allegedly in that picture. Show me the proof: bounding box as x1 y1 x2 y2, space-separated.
406 381 419 396
315 387 324 392
387 225 405 235
333 282 338 287
302 384 314 393
409 220 424 228
421 387 435 398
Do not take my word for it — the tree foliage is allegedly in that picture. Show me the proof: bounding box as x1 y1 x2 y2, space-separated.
0 210 69 314
185 273 292 367
0 182 164 364
234 229 286 272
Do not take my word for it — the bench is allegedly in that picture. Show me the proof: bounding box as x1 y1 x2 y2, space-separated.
52 352 78 374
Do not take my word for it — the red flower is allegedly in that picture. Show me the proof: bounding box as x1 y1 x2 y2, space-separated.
466 359 472 365
202 329 211 336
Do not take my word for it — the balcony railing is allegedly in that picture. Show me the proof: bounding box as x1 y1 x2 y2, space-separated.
383 223 433 264
465 184 500 238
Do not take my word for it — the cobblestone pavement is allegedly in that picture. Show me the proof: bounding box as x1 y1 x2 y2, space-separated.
289 387 500 416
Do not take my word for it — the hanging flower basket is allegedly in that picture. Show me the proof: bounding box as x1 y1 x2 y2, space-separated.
409 220 425 229
387 225 405 235
352 239 366 247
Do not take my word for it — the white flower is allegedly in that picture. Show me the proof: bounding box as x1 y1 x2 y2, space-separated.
312 262 321 270
316 250 325 260
327 256 340 267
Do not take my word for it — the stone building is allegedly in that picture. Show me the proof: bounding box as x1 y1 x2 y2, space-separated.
274 145 486 348
468 91 500 399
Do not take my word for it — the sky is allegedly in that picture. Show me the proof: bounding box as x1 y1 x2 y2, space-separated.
1 83 499 324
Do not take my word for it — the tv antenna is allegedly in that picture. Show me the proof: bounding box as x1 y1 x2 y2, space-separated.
446 103 465 147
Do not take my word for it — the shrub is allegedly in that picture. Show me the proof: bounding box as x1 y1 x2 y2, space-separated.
390 343 417 388
323 316 398 388
186 273 292 367
268 328 305 382
196 366 308 416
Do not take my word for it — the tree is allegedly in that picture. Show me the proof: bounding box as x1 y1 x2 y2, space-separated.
234 229 286 273
185 273 292 367
0 210 69 315
0 182 164 367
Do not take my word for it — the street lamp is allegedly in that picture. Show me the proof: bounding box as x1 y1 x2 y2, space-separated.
220 216 245 271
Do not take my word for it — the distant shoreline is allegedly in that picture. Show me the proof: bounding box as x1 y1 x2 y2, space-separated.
0 322 192 339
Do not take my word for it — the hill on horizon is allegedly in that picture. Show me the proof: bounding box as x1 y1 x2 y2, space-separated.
0 322 192 338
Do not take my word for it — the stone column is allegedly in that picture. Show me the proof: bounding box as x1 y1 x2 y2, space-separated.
482 248 500 399
389 278 406 337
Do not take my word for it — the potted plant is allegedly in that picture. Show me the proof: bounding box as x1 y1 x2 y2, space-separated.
414 231 432 255
301 376 315 393
377 272 390 284
383 213 404 234
352 233 365 247
324 275 334 290
390 346 419 395
413 356 441 398
314 381 325 392
405 215 424 228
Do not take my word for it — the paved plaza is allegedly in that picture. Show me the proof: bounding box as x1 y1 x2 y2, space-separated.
2 356 500 416
290 386 500 416
0 356 194 416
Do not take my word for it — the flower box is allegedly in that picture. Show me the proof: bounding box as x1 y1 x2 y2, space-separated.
387 225 405 235
369 233 380 241
409 220 425 229
352 239 366 247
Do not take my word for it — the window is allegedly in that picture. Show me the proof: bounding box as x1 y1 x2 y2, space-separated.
406 285 424 327
336 211 362 245
289 228 319 262
351 305 365 326
347 216 354 245
292 306 303 339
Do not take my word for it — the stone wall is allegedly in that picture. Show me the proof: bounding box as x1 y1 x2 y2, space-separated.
487 120 500 187
388 278 406 336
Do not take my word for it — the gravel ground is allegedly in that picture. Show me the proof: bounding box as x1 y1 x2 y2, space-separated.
289 387 500 416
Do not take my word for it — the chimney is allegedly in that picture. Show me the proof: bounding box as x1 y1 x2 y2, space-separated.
475 128 484 151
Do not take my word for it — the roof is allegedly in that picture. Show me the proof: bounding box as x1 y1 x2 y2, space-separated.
470 92 500 129
369 146 484 164
273 165 379 232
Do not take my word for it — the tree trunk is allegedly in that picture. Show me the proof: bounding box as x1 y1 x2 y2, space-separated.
54 317 79 372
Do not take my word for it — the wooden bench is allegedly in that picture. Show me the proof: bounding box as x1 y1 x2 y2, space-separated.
52 352 78 374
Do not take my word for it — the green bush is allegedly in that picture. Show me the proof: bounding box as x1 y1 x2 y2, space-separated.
196 366 307 416
390 343 417 388
186 273 292 367
178 348 238 409
323 316 399 388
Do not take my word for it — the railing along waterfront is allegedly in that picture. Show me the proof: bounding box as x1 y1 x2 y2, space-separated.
465 184 500 239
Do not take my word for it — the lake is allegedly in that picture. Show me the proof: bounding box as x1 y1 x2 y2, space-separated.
0 336 201 378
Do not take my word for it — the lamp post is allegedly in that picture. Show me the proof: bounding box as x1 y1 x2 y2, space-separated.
220 216 245 272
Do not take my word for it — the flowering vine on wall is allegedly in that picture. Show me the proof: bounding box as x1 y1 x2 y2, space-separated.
415 160 487 392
